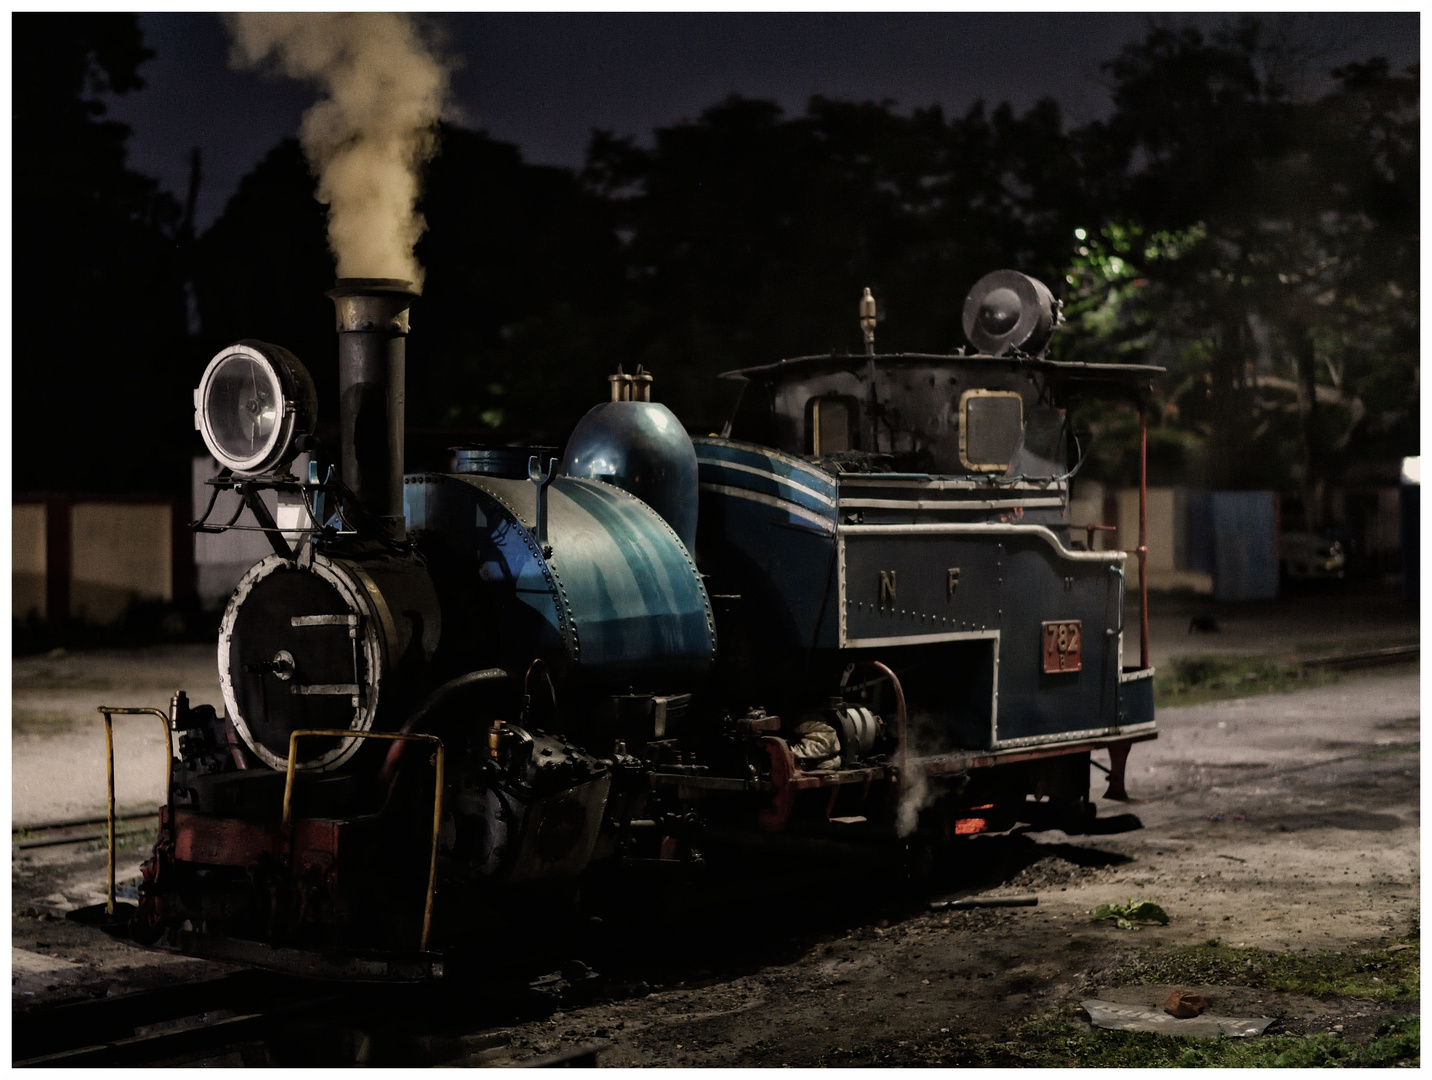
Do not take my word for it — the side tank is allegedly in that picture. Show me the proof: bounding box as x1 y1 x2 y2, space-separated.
405 469 714 689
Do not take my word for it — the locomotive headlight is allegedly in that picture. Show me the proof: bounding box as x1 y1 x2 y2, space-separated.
195 341 317 475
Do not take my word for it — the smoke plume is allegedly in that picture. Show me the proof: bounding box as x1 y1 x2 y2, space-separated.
226 13 449 288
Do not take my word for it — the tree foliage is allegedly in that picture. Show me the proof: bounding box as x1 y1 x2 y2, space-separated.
584 93 1089 428
13 14 190 493
13 15 1418 509
1057 21 1419 504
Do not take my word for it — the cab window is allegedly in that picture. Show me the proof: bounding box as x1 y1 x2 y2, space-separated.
959 390 1023 472
808 395 858 455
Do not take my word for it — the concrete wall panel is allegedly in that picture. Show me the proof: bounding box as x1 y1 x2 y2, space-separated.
69 503 172 624
12 503 47 620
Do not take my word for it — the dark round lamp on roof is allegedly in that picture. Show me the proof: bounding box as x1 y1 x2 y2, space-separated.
962 270 1060 357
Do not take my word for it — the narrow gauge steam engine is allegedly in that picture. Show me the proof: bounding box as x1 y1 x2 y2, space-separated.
114 272 1159 980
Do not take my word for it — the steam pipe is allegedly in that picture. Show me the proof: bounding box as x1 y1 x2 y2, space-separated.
862 660 907 795
327 278 419 540
1138 407 1149 670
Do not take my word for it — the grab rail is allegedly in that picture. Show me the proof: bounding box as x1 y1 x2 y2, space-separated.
282 729 445 952
96 707 173 916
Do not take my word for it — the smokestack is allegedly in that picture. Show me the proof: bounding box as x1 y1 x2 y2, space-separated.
327 278 418 539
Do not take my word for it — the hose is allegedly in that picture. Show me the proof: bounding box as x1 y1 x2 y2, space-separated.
376 668 509 783
860 660 908 790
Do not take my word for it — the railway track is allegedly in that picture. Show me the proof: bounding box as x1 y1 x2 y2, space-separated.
1298 643 1419 672
12 965 608 1067
13 809 158 851
13 970 313 1066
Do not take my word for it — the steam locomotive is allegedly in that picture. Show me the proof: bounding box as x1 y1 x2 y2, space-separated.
109 271 1159 981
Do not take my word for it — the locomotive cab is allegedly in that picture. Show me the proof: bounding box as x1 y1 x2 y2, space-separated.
690 271 1160 828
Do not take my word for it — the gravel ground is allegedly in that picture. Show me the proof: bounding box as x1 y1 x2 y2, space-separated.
12 645 222 827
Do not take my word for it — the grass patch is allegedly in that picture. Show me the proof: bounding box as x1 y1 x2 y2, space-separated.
1013 1008 1418 1068
822 930 1420 1067
1155 656 1337 707
1106 932 1420 1002
823 1011 1419 1068
114 823 159 852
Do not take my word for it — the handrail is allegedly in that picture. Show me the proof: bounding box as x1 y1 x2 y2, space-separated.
283 729 445 952
1078 522 1117 550
96 707 173 917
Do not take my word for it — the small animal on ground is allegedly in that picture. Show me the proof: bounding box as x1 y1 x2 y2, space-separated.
1188 616 1221 634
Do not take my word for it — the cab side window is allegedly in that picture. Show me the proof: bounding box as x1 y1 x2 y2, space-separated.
808 395 858 455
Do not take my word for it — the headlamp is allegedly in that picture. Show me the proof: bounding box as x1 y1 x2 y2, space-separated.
962 270 1062 357
194 340 316 475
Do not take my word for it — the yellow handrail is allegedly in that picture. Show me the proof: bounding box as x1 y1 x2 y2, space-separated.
96 707 174 917
283 729 445 952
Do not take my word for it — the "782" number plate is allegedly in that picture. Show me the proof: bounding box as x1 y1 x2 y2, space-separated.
1042 620 1082 673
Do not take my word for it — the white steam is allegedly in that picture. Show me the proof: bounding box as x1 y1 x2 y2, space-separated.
225 13 450 288
896 764 932 839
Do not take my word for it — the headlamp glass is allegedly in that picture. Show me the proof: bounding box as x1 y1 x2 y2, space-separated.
206 353 281 463
195 342 315 475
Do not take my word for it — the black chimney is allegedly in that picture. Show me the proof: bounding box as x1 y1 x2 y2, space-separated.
326 278 418 540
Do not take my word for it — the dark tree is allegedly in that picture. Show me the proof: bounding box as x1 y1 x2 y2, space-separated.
191 139 334 440
13 14 189 495
1059 19 1418 501
192 124 628 467
583 93 1087 430
412 123 627 455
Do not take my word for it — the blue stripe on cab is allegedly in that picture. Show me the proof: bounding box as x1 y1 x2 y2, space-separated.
693 438 837 517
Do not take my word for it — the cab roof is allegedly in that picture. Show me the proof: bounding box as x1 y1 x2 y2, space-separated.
720 351 1164 401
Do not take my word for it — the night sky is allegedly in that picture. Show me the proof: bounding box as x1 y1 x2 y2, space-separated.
104 12 1420 231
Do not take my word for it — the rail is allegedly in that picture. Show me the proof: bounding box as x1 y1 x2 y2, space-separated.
282 729 445 951
96 707 173 917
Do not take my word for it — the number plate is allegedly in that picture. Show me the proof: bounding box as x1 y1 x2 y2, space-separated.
1042 620 1083 673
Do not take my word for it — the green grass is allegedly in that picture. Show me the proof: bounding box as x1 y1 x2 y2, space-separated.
1155 656 1338 707
1105 933 1420 1002
1013 1010 1418 1068
823 930 1420 1067
824 1014 1419 1068
81 822 159 854
114 823 159 852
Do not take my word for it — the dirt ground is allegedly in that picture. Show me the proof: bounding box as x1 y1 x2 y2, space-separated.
10 585 1420 1064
